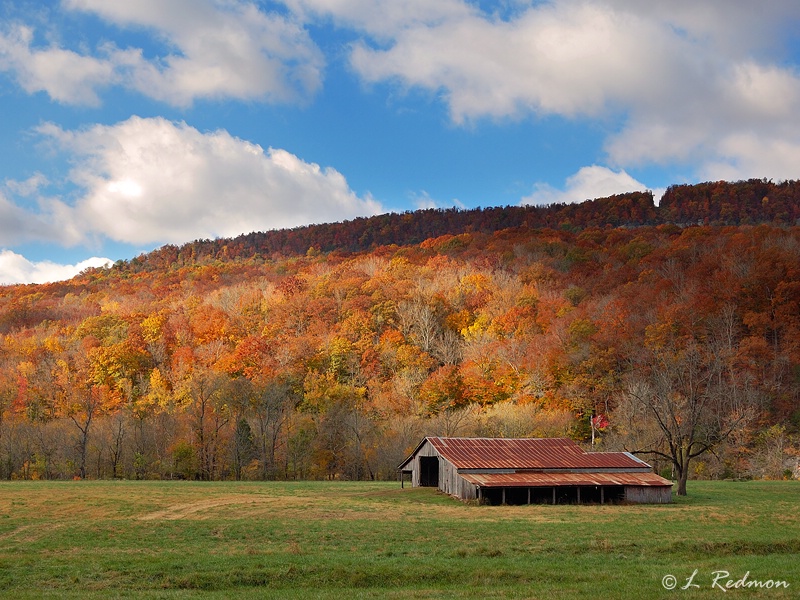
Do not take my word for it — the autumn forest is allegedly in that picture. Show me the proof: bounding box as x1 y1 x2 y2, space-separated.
1 179 799 493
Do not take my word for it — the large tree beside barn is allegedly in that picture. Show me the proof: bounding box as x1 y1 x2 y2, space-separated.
615 317 760 495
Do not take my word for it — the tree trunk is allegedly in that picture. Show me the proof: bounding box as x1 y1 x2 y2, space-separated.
71 411 93 480
675 446 690 496
676 467 689 496
78 424 89 480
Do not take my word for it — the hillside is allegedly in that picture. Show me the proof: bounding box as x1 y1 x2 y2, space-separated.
0 179 798 484
110 178 800 273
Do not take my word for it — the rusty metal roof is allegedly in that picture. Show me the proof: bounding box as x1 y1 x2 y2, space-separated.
460 471 673 488
424 437 651 470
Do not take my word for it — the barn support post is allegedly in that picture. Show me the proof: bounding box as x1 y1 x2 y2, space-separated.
527 488 531 505
600 487 604 505
552 487 556 505
502 488 506 505
577 487 581 504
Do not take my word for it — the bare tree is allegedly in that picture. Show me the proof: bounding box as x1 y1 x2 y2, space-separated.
106 411 128 479
617 322 760 495
397 297 439 355
251 377 295 480
183 369 229 480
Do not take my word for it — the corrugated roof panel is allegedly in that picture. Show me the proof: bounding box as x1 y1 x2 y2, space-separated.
460 472 673 488
426 437 649 470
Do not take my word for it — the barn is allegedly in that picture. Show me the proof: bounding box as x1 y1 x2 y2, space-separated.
398 437 672 504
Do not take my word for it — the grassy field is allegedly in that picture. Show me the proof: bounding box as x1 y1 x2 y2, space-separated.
0 480 798 599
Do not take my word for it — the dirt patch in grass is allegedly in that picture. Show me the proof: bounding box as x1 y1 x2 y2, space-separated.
138 494 275 521
137 492 418 522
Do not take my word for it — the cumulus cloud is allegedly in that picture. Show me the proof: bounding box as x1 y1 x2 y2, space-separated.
0 24 116 105
37 116 382 245
350 2 674 122
0 115 382 282
4 173 49 197
299 0 800 182
523 166 659 206
0 191 63 246
699 134 800 183
0 0 323 106
606 1 800 57
409 190 465 210
0 251 111 285
284 0 471 38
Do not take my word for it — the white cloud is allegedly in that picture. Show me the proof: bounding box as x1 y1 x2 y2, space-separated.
606 1 800 58
284 0 471 38
298 0 800 182
350 2 673 122
605 58 800 174
0 191 62 246
0 24 116 105
37 116 383 245
411 191 439 210
4 173 49 197
0 250 111 285
523 166 657 206
700 134 800 183
0 1 324 107
409 190 465 210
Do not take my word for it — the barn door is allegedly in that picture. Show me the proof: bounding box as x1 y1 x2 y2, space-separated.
419 456 439 487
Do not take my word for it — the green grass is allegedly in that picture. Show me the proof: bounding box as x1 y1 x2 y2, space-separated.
0 480 798 598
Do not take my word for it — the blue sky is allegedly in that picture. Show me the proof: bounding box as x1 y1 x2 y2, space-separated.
2 1 800 284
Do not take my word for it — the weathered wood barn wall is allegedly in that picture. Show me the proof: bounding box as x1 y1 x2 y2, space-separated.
401 438 479 500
